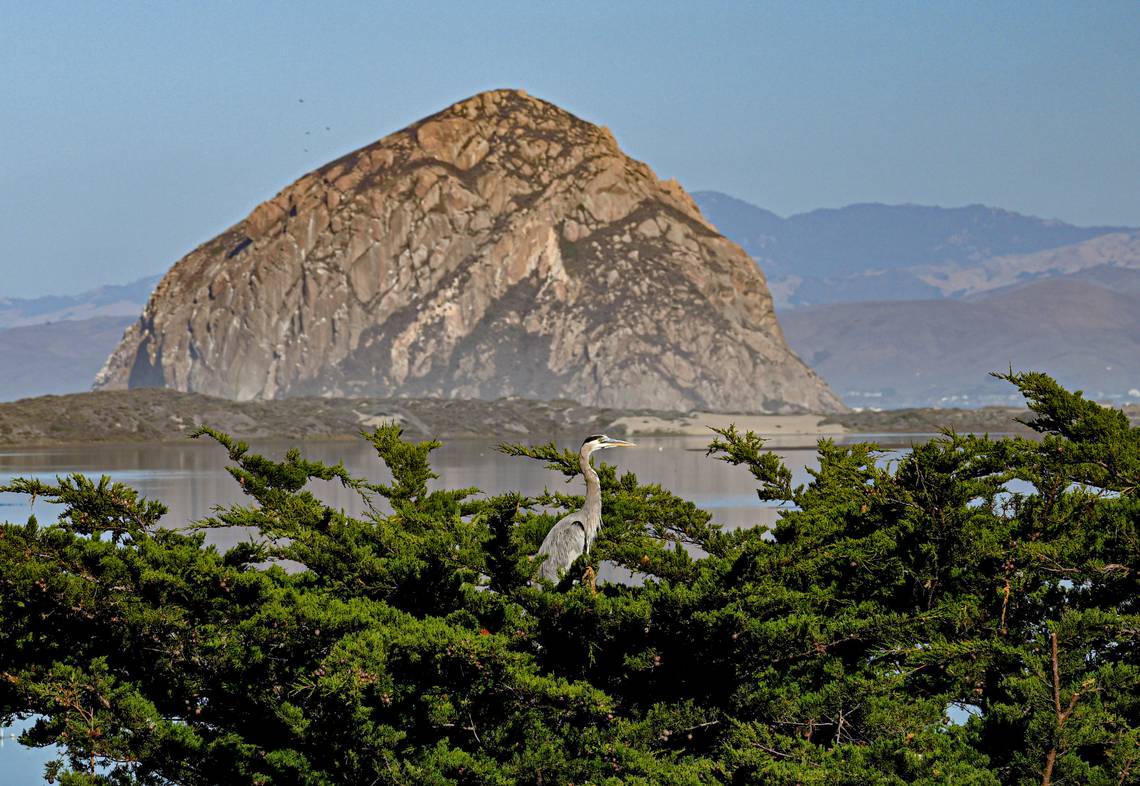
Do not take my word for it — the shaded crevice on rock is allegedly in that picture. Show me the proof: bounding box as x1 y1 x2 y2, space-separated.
125 334 166 389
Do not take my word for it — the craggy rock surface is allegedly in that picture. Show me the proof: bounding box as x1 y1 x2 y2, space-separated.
96 89 842 413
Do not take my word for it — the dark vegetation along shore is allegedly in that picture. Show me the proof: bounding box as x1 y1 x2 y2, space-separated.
1 372 1138 783
0 388 1111 447
0 389 649 446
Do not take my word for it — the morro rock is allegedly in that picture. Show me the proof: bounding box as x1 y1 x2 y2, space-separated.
95 90 843 412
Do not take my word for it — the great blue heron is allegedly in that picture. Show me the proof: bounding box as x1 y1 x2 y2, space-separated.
535 434 635 585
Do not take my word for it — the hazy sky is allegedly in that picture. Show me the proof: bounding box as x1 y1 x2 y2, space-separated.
2 1 1138 298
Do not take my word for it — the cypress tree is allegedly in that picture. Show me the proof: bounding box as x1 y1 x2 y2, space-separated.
0 373 1136 784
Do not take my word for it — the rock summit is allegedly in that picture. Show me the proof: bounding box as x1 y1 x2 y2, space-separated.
96 89 843 412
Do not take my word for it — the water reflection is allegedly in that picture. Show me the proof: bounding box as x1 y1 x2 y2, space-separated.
0 436 824 545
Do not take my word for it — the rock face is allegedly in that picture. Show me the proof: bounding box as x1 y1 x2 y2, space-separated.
95 90 843 413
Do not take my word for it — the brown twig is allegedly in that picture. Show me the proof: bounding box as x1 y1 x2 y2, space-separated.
753 742 794 760
676 720 721 735
1042 631 1062 786
1118 750 1137 786
1042 631 1090 786
1000 577 1011 635
582 565 597 597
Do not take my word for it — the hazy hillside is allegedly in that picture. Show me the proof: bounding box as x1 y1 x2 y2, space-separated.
970 262 1140 299
0 276 155 401
694 191 1136 307
944 231 1140 298
0 275 159 329
781 272 1140 408
0 316 134 401
694 191 1140 408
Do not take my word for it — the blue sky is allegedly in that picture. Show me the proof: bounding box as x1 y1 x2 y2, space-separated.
2 1 1138 297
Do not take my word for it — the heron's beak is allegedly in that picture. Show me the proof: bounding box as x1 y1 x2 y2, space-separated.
605 439 636 448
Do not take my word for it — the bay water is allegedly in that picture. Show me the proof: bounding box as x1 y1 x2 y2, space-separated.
0 433 896 781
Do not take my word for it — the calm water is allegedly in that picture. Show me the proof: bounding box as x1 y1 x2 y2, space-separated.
0 435 837 541
0 433 881 781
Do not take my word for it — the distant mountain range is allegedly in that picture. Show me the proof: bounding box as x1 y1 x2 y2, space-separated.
693 192 1140 408
3 192 1137 409
0 278 155 401
0 316 134 401
693 191 1138 307
780 272 1140 409
0 276 159 329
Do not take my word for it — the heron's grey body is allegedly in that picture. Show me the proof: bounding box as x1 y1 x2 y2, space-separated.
535 435 632 584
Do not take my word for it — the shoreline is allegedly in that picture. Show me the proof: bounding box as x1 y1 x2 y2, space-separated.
0 388 1084 450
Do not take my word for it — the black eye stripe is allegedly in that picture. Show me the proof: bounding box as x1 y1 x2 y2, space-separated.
581 434 608 445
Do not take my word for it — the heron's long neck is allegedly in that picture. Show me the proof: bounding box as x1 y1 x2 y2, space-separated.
580 446 602 543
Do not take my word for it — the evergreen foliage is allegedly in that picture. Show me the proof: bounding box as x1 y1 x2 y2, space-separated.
1 373 1137 784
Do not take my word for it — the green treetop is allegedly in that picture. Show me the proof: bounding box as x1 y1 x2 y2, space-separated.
1 372 1137 785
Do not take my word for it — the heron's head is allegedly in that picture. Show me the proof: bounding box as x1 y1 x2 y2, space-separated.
581 434 636 453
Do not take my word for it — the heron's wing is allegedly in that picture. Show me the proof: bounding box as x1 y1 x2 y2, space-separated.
549 508 587 534
535 512 587 582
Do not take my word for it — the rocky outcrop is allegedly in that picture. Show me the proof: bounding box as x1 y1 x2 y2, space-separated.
95 89 843 413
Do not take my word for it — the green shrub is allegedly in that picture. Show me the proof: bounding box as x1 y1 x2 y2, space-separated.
1 372 1137 784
